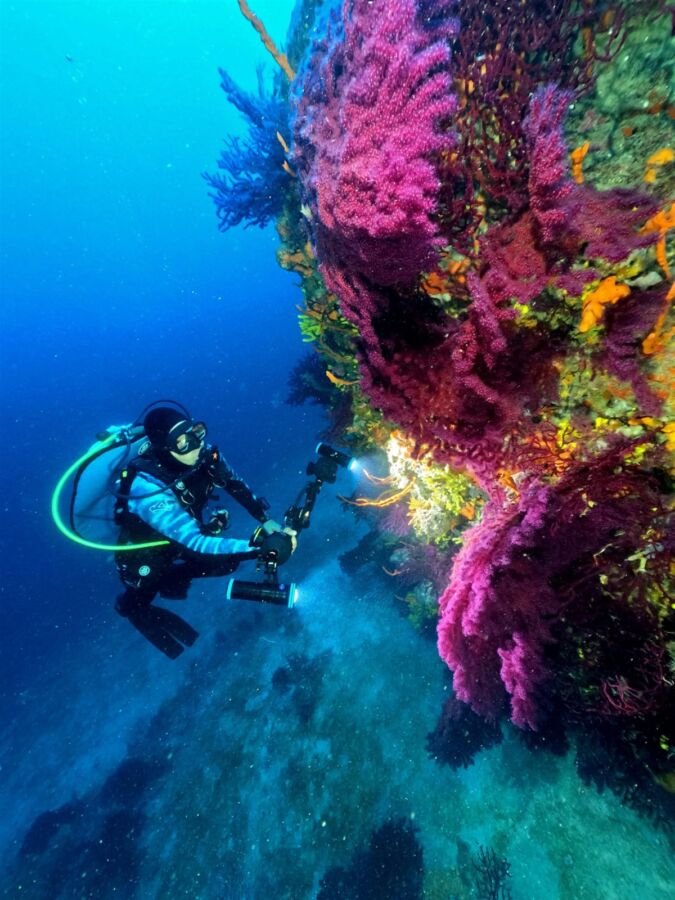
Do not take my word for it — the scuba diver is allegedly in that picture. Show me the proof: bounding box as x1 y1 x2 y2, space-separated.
52 400 353 657
113 405 297 659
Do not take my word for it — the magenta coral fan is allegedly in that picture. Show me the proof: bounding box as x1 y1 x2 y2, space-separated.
292 0 458 289
437 481 560 730
524 84 658 265
437 448 670 731
325 85 658 477
523 84 578 249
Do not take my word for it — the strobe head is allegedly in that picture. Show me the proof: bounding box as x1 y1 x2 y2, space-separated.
226 579 297 608
316 443 353 469
307 443 354 484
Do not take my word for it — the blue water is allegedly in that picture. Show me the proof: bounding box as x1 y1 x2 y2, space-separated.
1 3 674 898
1 0 321 696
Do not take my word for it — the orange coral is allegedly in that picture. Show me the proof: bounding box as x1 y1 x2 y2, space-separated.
339 481 413 508
641 203 674 279
570 142 590 185
278 242 314 277
642 283 675 357
325 370 359 387
664 422 675 453
641 202 674 360
459 501 476 520
362 470 397 486
237 0 295 81
276 131 296 177
421 271 449 298
520 425 577 477
646 149 674 167
644 148 674 185
579 276 630 333
628 417 675 453
421 258 470 300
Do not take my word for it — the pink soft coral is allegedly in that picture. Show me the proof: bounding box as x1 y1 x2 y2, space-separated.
292 0 458 289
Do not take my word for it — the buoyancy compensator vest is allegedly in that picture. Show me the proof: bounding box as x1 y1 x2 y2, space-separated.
114 443 218 533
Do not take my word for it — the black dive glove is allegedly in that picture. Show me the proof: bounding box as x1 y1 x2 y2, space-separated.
203 509 230 536
250 520 298 565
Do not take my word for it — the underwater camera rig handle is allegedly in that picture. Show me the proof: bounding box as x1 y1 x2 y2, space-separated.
227 443 353 608
284 443 353 534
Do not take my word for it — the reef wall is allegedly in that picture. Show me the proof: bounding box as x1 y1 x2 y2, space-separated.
209 0 675 822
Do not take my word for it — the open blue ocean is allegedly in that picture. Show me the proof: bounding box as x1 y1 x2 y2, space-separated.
1 1 674 898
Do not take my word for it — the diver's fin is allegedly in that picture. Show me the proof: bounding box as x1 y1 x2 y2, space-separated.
151 606 199 646
126 607 198 659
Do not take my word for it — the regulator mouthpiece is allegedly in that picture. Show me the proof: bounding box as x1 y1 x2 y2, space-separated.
226 579 297 608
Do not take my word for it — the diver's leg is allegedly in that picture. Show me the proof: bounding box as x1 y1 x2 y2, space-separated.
113 587 185 659
114 552 192 658
165 556 242 607
180 555 244 580
153 554 244 601
114 584 155 616
156 561 193 600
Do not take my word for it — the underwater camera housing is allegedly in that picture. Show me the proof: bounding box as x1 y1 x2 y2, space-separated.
226 443 353 608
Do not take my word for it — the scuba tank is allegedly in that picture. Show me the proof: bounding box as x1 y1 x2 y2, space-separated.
51 399 195 551
51 423 170 552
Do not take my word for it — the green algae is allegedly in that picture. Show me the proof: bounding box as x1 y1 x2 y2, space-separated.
567 8 675 195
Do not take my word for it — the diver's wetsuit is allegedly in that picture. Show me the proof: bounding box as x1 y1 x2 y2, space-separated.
115 443 268 657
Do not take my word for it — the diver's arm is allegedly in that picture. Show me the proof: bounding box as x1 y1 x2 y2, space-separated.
128 475 255 557
207 447 270 522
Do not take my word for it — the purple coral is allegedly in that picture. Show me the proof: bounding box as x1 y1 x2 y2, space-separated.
285 1 671 775
524 84 579 250
437 447 671 730
292 0 458 288
597 285 666 416
524 85 658 265
574 187 658 263
292 73 659 488
437 481 560 729
390 540 456 594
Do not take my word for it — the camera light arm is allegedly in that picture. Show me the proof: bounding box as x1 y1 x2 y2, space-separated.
228 443 353 608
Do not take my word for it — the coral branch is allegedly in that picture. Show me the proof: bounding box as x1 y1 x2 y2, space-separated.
237 0 295 81
204 68 288 230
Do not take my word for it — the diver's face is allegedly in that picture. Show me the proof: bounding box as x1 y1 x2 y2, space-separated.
170 445 202 467
166 420 206 467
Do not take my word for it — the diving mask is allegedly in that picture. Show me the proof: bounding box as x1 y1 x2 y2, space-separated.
167 420 207 455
